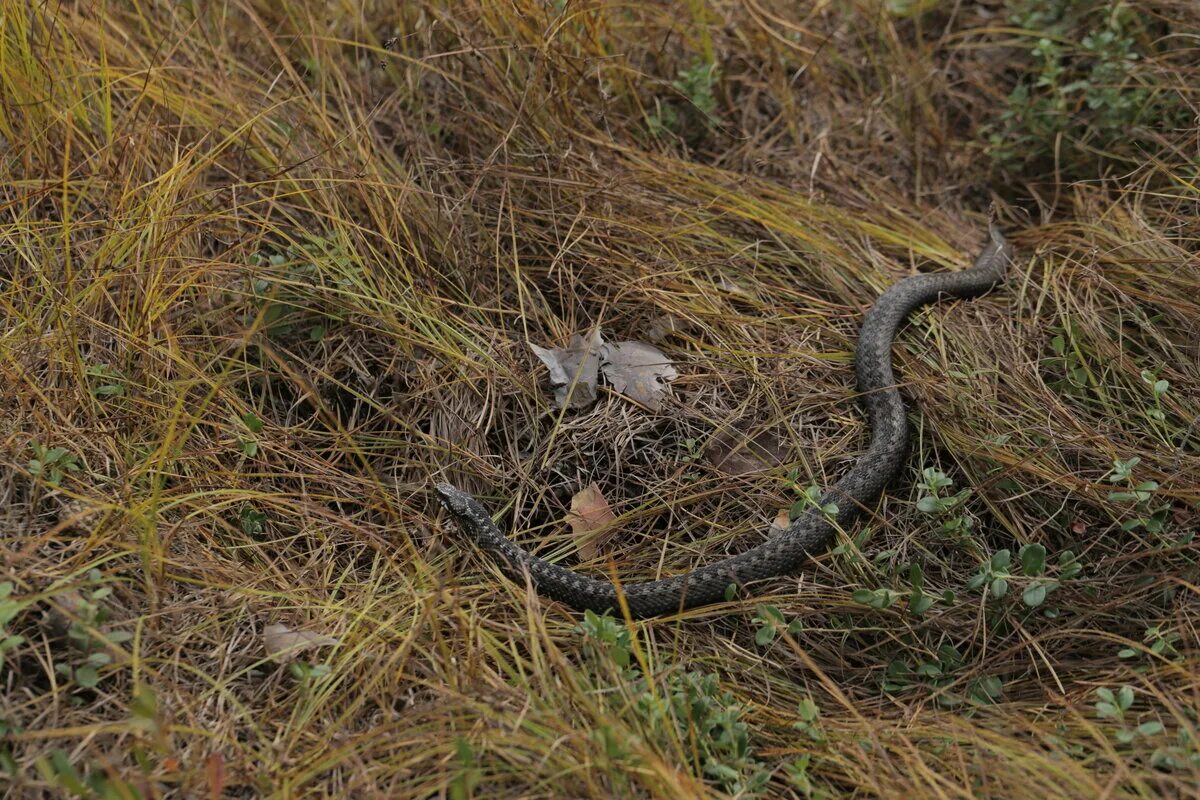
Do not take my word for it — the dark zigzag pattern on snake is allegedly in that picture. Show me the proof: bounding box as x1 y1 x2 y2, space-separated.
435 226 1014 618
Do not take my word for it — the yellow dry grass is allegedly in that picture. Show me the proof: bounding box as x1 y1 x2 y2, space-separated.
2 1 1198 797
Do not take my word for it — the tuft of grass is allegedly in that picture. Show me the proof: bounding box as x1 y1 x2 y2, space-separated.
1 0 1198 797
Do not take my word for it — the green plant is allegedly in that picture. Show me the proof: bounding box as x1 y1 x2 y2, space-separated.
289 660 332 685
1093 685 1164 745
577 614 770 795
988 1 1182 178
1118 623 1181 662
789 471 839 522
85 363 125 398
646 671 769 795
33 748 144 799
752 605 803 646
914 468 973 538
879 644 1003 708
648 58 720 143
783 753 815 795
793 696 825 744
0 582 27 675
1141 369 1171 423
966 544 1077 610
1105 457 1170 535
678 436 703 462
238 411 264 457
672 61 718 120
28 442 81 487
966 548 1014 600
247 233 355 340
576 609 633 670
239 505 267 537
53 570 131 691
851 586 904 610
450 737 482 800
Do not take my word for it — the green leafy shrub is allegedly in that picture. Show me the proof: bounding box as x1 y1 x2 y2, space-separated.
987 1 1184 181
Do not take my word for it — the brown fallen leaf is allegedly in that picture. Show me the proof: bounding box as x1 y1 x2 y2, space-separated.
600 341 677 411
529 327 603 410
645 314 695 344
207 752 226 800
706 428 790 476
770 508 791 535
568 482 617 560
262 623 339 662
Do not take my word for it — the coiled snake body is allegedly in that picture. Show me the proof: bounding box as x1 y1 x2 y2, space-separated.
436 226 1013 618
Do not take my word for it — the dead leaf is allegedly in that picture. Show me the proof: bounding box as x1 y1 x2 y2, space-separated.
646 314 694 343
529 327 603 410
600 341 677 411
770 508 791 535
568 482 617 560
206 753 226 800
706 428 789 476
262 623 339 662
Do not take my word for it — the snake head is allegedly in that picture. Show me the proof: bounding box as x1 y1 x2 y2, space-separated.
434 482 476 517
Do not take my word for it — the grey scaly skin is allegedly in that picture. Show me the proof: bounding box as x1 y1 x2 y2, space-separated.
436 225 1014 618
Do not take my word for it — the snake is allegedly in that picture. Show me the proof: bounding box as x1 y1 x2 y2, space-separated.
435 225 1013 618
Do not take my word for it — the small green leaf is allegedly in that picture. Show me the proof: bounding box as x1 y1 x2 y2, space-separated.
75 665 99 688
755 626 776 646
1136 720 1164 737
797 698 819 722
990 549 1011 570
760 605 785 624
1020 544 1046 576
852 588 875 606
131 686 157 720
242 412 264 433
990 577 1009 599
915 662 942 678
909 564 924 591
916 496 941 513
1022 583 1047 607
1117 686 1134 711
909 593 934 616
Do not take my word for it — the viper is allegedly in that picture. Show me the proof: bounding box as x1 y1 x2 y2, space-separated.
436 225 1014 618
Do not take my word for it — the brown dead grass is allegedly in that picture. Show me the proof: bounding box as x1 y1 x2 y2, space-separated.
2 1 1198 797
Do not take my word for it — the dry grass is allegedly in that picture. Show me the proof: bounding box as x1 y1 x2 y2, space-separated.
2 1 1199 797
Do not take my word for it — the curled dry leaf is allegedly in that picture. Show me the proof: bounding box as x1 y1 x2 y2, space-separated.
645 314 695 344
705 427 789 476
529 327 602 410
568 482 618 560
770 508 791 535
600 341 677 411
263 623 339 662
